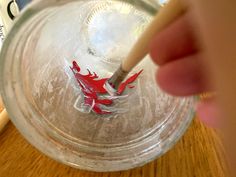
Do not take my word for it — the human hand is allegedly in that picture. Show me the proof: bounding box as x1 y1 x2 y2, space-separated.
149 0 236 174
149 13 219 127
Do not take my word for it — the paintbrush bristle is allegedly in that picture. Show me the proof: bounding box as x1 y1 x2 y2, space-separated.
104 65 128 96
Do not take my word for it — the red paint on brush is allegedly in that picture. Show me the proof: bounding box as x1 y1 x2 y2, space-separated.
70 61 142 114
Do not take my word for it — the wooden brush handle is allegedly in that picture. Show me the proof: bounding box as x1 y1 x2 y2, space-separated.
122 0 186 72
0 109 9 132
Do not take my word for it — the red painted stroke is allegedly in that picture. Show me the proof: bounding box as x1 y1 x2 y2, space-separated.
70 61 143 114
117 70 143 94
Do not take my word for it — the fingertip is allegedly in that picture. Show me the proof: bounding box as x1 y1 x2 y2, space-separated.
155 55 207 96
149 13 197 66
149 36 159 64
150 29 172 66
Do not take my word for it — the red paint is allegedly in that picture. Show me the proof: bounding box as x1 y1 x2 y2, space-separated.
117 70 143 94
70 61 143 115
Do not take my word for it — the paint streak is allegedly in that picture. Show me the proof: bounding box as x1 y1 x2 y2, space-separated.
70 61 143 114
117 70 143 95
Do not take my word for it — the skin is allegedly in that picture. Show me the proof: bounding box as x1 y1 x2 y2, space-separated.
149 0 236 175
150 12 215 125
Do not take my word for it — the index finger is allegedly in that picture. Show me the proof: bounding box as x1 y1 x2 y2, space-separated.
149 13 198 65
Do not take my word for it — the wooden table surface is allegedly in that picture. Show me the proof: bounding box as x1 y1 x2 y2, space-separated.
0 102 227 177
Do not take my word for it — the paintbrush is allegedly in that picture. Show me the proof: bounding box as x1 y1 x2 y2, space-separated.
104 0 186 95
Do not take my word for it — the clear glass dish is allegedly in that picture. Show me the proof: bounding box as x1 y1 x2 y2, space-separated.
0 0 195 172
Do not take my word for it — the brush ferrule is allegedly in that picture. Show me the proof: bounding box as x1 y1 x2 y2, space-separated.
108 65 128 90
